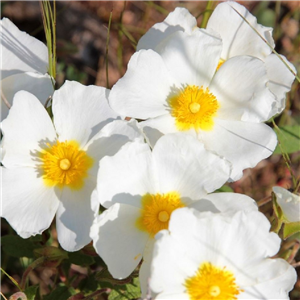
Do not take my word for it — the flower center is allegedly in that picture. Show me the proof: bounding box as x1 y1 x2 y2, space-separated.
169 85 219 131
41 140 93 190
184 262 243 300
136 192 185 237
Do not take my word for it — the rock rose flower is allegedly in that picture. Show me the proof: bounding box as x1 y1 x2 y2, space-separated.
91 134 258 295
150 208 296 299
109 25 277 180
1 81 143 251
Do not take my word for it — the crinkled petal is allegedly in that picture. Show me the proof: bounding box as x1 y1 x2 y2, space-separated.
265 54 296 118
137 7 197 51
156 30 222 88
1 91 56 168
1 18 48 75
197 192 258 216
56 179 99 251
207 1 274 60
1 72 54 121
150 229 189 295
91 203 149 278
109 50 173 119
1 167 59 238
53 81 119 148
139 114 187 148
200 119 277 181
139 239 155 297
210 56 275 123
97 141 155 208
152 133 231 198
240 259 296 299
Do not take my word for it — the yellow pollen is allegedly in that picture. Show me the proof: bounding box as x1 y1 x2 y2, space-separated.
169 85 219 131
59 158 71 170
158 211 169 222
184 262 243 300
40 140 93 190
136 192 185 237
216 59 225 70
189 102 201 114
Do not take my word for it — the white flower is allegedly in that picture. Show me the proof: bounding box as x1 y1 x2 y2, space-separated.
90 134 258 295
1 18 54 121
1 80 143 251
273 186 300 223
137 2 296 119
109 25 277 180
150 208 296 299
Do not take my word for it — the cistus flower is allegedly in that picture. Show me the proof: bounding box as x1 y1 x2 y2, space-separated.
137 2 296 120
0 18 54 121
90 134 258 295
109 24 278 180
150 208 296 299
1 80 143 251
272 186 300 223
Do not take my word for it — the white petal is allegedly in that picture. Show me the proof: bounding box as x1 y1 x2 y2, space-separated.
1 167 59 238
265 54 296 118
198 193 258 216
150 229 189 295
207 1 274 60
139 114 182 148
152 133 231 198
56 179 99 251
86 119 144 178
272 186 300 223
1 72 54 121
53 81 118 148
97 141 155 208
91 203 149 278
137 7 197 51
109 50 173 119
1 18 48 75
1 91 56 168
240 259 296 299
156 30 222 87
139 239 155 298
200 119 277 181
210 56 275 123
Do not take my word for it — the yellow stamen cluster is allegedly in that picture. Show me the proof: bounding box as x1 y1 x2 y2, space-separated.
184 262 243 300
136 192 185 237
41 140 93 190
169 85 219 131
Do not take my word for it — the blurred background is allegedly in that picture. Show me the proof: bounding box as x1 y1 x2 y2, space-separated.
1 1 300 299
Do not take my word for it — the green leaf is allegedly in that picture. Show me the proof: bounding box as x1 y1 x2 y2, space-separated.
108 278 141 300
215 185 234 193
24 285 39 300
283 222 300 239
43 286 71 300
68 251 95 266
274 125 300 154
1 235 42 258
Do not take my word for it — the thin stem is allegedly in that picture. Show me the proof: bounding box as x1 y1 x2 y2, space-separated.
200 1 214 28
230 4 299 83
20 256 46 290
287 241 300 263
106 10 113 89
257 196 272 207
1 268 22 291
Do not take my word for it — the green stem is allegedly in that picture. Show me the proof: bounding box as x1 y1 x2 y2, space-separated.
200 1 214 28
